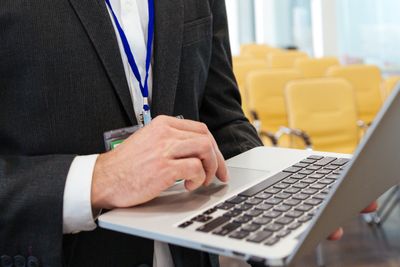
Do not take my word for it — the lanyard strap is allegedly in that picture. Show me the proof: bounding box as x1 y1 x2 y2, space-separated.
105 0 155 113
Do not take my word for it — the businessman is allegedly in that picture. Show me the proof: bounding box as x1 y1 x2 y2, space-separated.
0 0 262 266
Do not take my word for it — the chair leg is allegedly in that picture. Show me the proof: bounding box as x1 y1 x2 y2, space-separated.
316 244 326 267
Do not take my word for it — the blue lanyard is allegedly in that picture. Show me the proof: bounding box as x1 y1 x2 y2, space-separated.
105 0 155 125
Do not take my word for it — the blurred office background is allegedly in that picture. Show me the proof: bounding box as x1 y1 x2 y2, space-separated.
221 0 400 266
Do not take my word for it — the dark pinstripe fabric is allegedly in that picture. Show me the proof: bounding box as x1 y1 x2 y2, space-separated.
0 0 262 266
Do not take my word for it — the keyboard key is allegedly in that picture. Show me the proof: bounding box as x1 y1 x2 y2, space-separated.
275 192 291 199
331 158 350 166
264 236 280 246
265 188 281 194
253 217 272 225
236 204 252 211
293 193 309 200
283 178 298 185
314 193 327 200
216 202 234 210
264 223 283 232
299 170 314 175
309 174 325 179
293 163 309 168
314 157 337 166
246 209 263 217
291 173 307 179
229 230 249 240
213 222 241 236
302 188 318 195
255 193 272 200
322 189 331 194
298 215 313 223
326 174 340 180
300 159 317 164
295 204 313 212
306 165 321 171
304 199 322 206
226 196 247 204
179 221 193 228
234 215 252 224
274 183 290 189
239 172 291 197
223 209 242 218
285 210 303 219
293 183 308 189
319 178 335 185
204 207 217 215
310 183 326 190
265 198 282 205
274 204 291 212
247 231 273 243
288 222 302 230
275 217 294 225
276 229 291 238
308 155 324 160
242 224 261 232
197 216 230 232
302 178 317 184
284 187 300 194
193 215 213 223
246 198 263 205
283 166 302 173
325 165 339 170
316 169 332 175
284 199 301 206
263 210 282 219
255 204 273 211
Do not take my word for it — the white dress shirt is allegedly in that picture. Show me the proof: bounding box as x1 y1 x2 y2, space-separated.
63 1 174 266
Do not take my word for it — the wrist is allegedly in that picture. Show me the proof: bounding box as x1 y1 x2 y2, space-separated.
91 153 114 210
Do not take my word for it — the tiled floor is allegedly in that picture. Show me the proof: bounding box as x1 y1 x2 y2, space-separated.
220 192 400 267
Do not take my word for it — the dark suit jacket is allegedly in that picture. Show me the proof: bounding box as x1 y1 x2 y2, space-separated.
0 0 262 266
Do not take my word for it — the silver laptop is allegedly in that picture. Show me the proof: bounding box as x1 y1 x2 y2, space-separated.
99 83 400 266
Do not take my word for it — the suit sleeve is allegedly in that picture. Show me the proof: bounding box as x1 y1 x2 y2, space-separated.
0 154 74 265
199 0 263 159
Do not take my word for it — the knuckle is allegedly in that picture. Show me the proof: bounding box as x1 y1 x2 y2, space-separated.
198 123 209 134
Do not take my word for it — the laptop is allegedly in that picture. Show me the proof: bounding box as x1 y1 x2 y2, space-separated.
98 83 400 266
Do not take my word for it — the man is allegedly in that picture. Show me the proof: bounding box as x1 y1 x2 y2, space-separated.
0 0 262 266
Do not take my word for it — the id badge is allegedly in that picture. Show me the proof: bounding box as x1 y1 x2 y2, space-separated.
103 125 142 151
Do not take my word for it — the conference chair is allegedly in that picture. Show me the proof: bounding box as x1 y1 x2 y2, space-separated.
382 76 400 99
240 44 283 59
232 60 269 121
267 51 308 69
284 78 359 154
246 69 302 146
294 57 340 79
326 65 382 126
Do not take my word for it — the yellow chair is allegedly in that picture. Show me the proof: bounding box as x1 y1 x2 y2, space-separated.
295 57 340 79
267 51 308 68
240 44 283 59
232 55 256 66
383 76 400 99
327 65 382 125
285 78 359 154
233 60 269 119
246 69 302 146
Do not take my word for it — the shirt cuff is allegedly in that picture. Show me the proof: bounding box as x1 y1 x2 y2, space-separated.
63 154 99 234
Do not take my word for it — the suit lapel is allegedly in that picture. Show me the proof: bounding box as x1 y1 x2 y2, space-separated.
68 0 137 125
151 0 184 117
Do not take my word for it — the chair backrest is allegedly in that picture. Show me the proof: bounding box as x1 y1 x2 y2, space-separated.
240 44 283 59
285 78 359 154
246 69 302 133
233 60 269 118
327 65 382 124
383 76 400 99
267 51 308 68
295 57 340 78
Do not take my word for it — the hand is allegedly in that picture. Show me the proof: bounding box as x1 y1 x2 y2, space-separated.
91 115 229 210
328 201 378 240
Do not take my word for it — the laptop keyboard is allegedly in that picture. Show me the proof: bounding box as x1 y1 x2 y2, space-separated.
178 156 350 247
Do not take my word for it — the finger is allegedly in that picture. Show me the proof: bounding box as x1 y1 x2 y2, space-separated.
207 133 229 183
327 227 343 241
171 158 206 191
167 136 218 183
361 201 378 213
154 115 210 135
